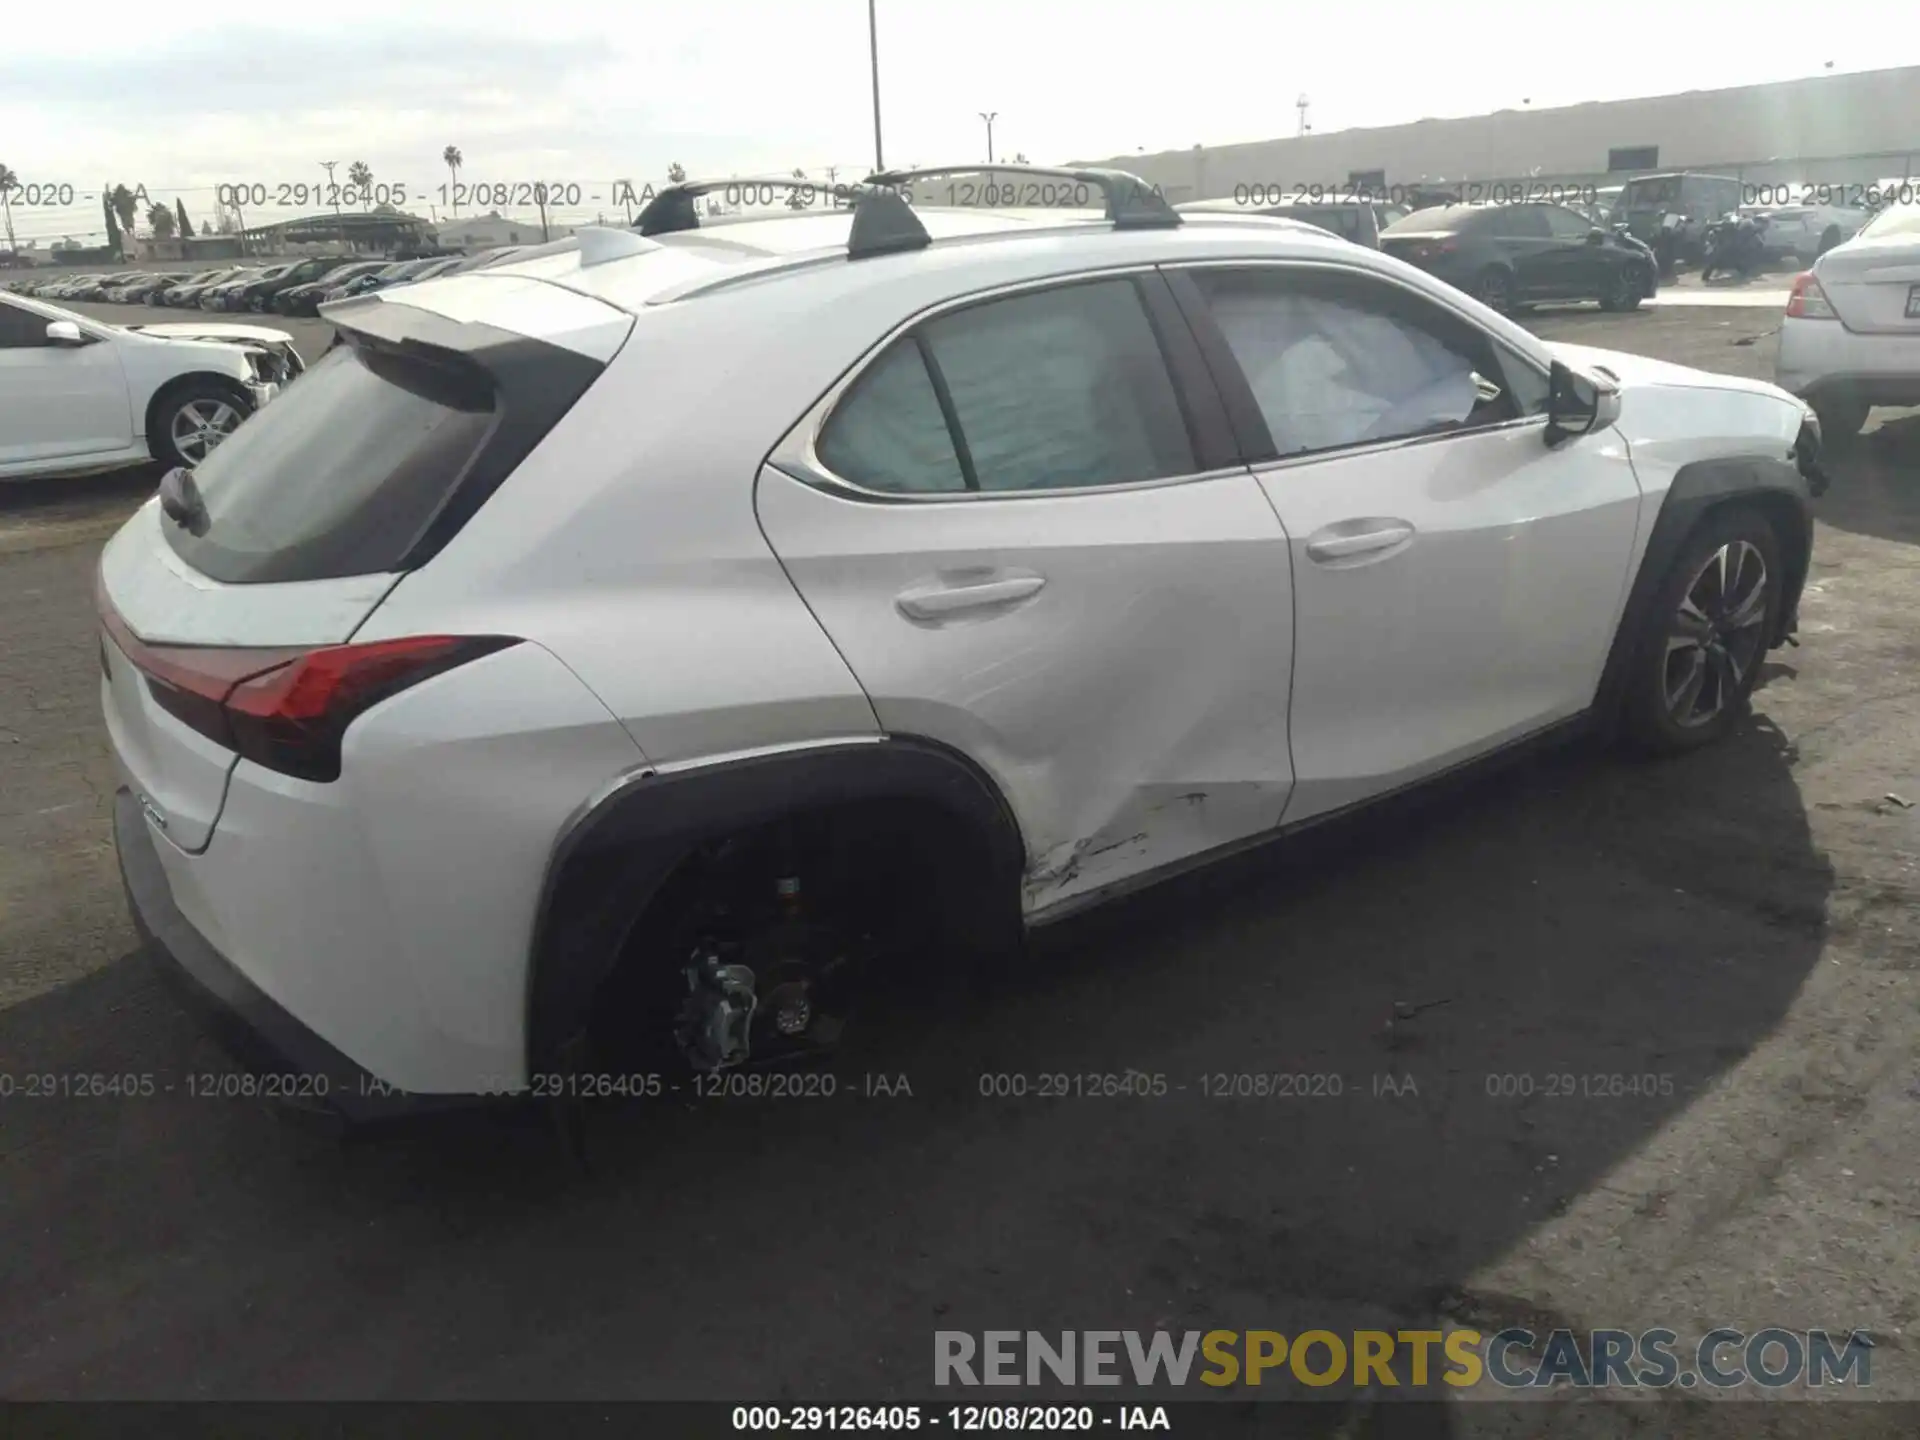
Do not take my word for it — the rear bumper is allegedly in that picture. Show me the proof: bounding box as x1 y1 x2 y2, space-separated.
1777 318 1920 403
114 787 452 1122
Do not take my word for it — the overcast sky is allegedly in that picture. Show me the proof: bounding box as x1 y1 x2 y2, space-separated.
2 0 1912 242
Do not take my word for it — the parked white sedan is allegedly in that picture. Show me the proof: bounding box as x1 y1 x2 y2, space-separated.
1741 199 1871 265
0 289 300 481
1776 202 1920 443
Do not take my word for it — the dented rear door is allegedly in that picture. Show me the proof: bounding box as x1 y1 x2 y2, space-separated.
757 272 1296 917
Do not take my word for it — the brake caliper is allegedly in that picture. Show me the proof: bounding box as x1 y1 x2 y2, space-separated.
676 947 758 1072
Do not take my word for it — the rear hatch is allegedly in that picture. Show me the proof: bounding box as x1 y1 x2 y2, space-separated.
1815 223 1920 334
98 274 633 851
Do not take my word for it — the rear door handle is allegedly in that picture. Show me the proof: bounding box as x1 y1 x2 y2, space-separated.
896 575 1046 620
1305 522 1415 563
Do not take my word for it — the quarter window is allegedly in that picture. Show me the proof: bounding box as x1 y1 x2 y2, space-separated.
0 298 57 349
816 279 1198 496
1189 268 1542 455
815 341 968 495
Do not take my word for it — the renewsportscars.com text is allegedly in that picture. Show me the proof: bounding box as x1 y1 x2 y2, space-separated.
934 1328 1874 1390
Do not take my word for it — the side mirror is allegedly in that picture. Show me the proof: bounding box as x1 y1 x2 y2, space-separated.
1586 228 1607 245
45 320 90 346
1545 359 1620 447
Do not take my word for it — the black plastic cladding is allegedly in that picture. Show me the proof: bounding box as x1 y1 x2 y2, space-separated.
523 737 1028 1073
1590 451 1814 734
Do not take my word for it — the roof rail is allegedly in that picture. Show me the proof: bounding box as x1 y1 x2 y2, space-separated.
633 176 861 236
862 165 1181 230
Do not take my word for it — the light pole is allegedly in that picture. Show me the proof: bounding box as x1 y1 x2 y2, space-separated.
320 160 343 244
979 112 998 165
868 0 884 172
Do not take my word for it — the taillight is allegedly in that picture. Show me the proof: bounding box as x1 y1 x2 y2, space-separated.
97 578 516 783
1785 272 1837 319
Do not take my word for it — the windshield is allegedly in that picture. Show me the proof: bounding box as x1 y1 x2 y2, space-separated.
1861 203 1920 239
1623 176 1681 208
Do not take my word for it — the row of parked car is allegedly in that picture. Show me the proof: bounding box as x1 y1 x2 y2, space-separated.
5 245 535 318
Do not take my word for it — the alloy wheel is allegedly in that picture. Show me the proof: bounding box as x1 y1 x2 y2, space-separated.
1662 540 1769 727
170 397 243 466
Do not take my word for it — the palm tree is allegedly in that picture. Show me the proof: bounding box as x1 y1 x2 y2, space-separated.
787 167 810 209
348 161 373 210
110 184 138 236
667 161 687 184
443 146 463 215
147 203 175 240
0 164 18 257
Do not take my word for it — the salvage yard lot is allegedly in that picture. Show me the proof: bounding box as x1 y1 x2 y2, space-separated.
3 301 1919 1430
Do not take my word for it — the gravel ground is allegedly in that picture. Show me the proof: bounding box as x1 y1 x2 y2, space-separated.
2 299 1918 1434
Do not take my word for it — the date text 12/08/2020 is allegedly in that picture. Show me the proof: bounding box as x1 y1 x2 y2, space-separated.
1232 182 1601 208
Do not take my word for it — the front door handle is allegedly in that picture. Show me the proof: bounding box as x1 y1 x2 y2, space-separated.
1305 522 1415 563
896 575 1046 620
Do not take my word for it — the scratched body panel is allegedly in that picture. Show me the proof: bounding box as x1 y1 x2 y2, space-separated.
755 464 1299 917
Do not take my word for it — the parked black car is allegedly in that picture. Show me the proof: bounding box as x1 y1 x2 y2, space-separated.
1177 199 1391 248
158 268 243 307
106 272 189 303
1379 202 1657 313
231 256 361 312
272 259 391 315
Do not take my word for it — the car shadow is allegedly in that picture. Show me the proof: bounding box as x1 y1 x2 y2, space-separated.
1813 411 1920 548
0 464 161 525
0 704 1832 1427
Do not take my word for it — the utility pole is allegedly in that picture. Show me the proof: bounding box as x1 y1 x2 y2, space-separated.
536 182 551 242
1296 95 1311 137
980 112 998 165
868 0 885 172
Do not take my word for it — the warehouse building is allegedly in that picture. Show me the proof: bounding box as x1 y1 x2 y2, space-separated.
1074 64 1920 204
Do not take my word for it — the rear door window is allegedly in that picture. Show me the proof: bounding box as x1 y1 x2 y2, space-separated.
163 340 497 583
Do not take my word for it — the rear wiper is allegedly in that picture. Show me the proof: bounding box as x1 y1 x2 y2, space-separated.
157 466 209 535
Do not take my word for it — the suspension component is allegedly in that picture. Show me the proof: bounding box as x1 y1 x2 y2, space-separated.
675 946 758 1072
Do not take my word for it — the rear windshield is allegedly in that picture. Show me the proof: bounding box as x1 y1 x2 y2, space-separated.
1385 206 1466 233
163 340 497 583
1862 204 1920 239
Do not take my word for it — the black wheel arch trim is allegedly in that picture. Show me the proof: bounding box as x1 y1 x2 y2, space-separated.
523 734 1029 1073
1591 451 1813 734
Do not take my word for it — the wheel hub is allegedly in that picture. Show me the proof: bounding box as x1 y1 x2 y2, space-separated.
1662 540 1769 728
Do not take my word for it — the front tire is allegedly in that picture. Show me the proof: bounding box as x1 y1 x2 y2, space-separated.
1810 389 1869 451
1474 267 1514 314
152 380 252 471
1621 507 1782 755
1598 266 1644 312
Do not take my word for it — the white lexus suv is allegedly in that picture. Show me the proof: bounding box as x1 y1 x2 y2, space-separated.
1 288 299 480
97 169 1826 1118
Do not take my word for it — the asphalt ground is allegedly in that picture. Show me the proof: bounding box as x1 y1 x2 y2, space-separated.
2 297 1918 1434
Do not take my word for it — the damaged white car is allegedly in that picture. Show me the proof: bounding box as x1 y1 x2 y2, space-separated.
0 288 298 481
98 170 1827 1117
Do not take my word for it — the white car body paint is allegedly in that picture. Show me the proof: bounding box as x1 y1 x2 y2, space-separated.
0 290 289 481
1775 209 1920 410
95 210 1820 1095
